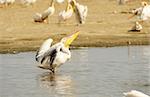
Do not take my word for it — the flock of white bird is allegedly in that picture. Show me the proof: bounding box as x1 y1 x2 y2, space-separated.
34 0 88 24
0 0 36 5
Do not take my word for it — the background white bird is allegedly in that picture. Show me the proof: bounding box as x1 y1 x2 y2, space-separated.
58 2 74 23
35 31 80 73
0 0 6 4
34 0 55 23
123 90 150 97
140 3 150 21
129 2 150 22
0 0 15 6
69 0 88 24
56 0 64 4
21 0 36 6
75 3 88 24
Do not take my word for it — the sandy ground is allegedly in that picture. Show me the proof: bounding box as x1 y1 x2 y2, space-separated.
0 0 150 53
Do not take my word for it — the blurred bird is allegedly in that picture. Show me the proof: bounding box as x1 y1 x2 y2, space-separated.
34 0 55 23
35 31 80 73
21 0 36 6
129 21 143 32
56 0 64 3
6 0 15 5
123 90 149 97
129 2 150 22
75 3 88 24
58 1 74 23
140 2 150 21
118 0 131 5
0 0 15 6
0 0 6 5
69 0 88 24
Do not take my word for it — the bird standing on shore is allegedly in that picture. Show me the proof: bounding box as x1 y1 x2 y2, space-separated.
129 21 143 32
0 0 15 7
34 0 55 23
56 0 64 3
76 3 88 24
35 31 79 74
129 2 150 22
123 90 149 97
69 0 88 24
118 0 131 5
58 1 74 23
21 0 36 6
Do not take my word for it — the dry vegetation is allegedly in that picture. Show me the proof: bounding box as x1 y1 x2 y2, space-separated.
0 0 150 53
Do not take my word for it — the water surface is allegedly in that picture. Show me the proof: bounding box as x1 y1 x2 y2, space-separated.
0 46 150 97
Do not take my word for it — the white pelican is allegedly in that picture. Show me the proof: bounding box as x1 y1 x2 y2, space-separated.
140 2 150 21
76 3 88 24
123 90 149 97
0 0 15 6
34 0 55 23
129 21 143 32
56 0 64 3
0 0 5 5
35 31 79 73
21 0 36 6
129 2 150 22
118 0 130 5
69 0 88 24
58 1 74 23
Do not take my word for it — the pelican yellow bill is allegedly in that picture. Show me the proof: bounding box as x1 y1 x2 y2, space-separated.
65 31 80 47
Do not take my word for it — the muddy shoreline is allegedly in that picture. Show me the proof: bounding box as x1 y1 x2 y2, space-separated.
1 34 150 54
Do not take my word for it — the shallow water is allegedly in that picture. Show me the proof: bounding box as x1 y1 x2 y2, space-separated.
0 46 150 97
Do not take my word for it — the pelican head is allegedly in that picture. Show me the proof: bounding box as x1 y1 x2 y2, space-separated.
69 0 77 11
61 31 80 48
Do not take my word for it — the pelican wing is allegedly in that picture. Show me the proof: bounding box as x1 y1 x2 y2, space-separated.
39 43 62 64
36 38 53 62
40 47 57 65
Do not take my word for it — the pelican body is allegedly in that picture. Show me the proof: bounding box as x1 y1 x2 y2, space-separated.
130 2 150 21
140 5 150 21
75 3 88 24
0 0 15 6
129 21 143 32
34 0 55 23
35 31 79 73
123 90 149 97
69 0 88 24
56 0 64 3
21 0 36 5
58 2 74 23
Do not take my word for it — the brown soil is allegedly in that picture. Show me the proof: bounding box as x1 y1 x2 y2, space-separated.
0 0 150 54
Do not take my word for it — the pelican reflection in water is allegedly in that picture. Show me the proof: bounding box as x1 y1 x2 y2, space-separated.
37 72 75 97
